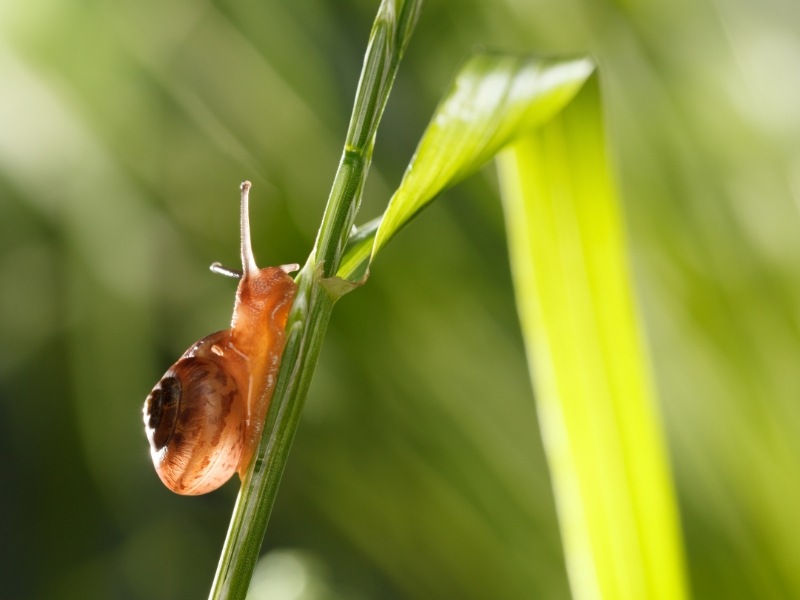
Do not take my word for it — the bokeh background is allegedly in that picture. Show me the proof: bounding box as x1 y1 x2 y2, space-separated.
2 0 800 598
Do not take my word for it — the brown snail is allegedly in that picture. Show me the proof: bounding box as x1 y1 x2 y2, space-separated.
143 181 298 495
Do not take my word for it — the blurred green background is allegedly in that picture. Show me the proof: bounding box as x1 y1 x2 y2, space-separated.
2 0 800 598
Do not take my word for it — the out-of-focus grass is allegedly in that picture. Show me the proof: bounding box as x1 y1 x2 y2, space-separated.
1 1 800 599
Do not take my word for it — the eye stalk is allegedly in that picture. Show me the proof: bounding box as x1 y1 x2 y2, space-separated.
143 182 298 495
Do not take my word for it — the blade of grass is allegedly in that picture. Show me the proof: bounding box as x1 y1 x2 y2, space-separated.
208 2 422 598
497 75 688 600
339 52 687 599
337 52 595 281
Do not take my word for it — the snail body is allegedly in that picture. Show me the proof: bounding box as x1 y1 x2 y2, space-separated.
143 182 297 495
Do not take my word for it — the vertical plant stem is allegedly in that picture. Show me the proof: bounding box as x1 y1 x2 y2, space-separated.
208 2 422 598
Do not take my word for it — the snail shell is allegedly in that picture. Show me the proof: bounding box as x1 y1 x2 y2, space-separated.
143 182 297 495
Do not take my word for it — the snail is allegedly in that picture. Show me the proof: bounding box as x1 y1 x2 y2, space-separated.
143 181 298 495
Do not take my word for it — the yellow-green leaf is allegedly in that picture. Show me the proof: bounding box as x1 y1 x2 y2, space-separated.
340 50 689 600
498 75 688 599
336 52 594 281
